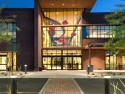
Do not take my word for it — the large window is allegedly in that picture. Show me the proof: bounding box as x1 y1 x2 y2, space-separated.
42 8 83 48
42 26 82 48
42 9 83 25
83 26 120 38
0 23 16 51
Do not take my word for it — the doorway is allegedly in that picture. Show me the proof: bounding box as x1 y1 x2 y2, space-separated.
42 56 81 70
105 55 116 70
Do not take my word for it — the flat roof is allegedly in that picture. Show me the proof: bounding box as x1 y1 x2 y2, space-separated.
38 0 96 8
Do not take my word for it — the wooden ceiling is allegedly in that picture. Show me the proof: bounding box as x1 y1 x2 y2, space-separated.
38 0 96 8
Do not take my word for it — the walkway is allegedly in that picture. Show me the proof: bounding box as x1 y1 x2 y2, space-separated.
39 78 83 94
1 70 125 94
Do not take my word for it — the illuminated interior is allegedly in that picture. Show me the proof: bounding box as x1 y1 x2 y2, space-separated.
42 50 82 70
0 52 16 71
85 26 119 38
105 56 116 70
42 8 83 48
104 50 125 70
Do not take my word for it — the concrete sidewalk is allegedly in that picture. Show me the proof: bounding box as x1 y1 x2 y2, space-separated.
1 70 125 78
23 70 125 78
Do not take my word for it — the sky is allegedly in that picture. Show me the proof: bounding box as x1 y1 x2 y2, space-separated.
0 0 124 12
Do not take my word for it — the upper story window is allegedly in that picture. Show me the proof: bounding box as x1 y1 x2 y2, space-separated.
82 26 120 38
42 8 83 48
42 8 83 25
42 26 82 48
0 23 16 51
0 23 16 37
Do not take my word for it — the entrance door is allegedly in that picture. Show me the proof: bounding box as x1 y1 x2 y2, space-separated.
43 57 62 70
105 56 116 70
51 57 61 70
63 57 81 70
63 57 72 70
43 56 81 70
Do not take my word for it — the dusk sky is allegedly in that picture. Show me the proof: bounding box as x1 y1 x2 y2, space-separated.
0 0 124 12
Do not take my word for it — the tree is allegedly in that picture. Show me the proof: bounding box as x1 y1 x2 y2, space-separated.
104 2 125 54
0 3 20 51
0 3 21 72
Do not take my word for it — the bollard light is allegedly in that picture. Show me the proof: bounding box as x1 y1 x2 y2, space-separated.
10 76 17 94
24 64 27 74
104 76 111 94
87 65 90 74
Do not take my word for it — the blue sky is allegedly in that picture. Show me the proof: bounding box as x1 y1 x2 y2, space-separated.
91 0 125 12
0 0 124 12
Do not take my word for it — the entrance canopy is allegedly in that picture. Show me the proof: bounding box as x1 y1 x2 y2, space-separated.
85 43 114 49
38 0 96 8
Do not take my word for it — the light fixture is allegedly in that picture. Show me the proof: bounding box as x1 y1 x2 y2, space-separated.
73 4 74 6
52 4 54 5
62 4 64 5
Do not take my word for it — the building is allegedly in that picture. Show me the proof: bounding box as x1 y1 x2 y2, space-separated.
0 0 124 71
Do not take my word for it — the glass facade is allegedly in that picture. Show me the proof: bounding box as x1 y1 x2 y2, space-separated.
42 26 82 48
42 8 83 48
0 23 17 71
41 8 83 70
105 50 125 70
83 26 120 38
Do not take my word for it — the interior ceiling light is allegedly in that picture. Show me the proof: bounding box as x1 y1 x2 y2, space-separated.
52 4 54 5
62 4 64 5
73 4 74 6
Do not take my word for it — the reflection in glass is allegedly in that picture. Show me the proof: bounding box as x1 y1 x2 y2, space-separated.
86 26 119 38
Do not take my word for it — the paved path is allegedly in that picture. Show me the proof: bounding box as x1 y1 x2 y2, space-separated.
40 78 83 94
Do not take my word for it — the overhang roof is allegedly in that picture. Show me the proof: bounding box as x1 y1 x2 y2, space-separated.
38 0 96 8
85 43 114 48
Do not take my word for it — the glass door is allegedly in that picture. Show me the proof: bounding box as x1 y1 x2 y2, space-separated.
105 56 110 70
73 57 81 69
43 56 82 70
52 57 61 70
63 57 73 70
105 56 116 70
43 57 62 70
63 57 81 70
